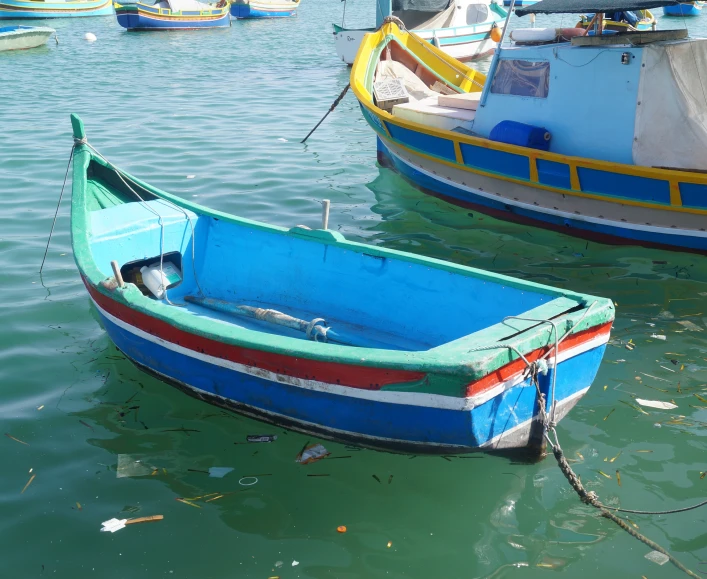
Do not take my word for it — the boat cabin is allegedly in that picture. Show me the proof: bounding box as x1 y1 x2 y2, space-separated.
371 0 707 170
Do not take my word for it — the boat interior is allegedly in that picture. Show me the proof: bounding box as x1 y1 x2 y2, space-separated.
85 160 566 353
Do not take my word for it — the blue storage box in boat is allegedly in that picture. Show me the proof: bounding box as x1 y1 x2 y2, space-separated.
489 121 551 151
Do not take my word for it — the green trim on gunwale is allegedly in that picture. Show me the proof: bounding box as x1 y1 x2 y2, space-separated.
69 114 614 398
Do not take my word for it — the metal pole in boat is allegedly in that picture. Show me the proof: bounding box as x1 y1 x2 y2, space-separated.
321 199 330 230
479 0 515 107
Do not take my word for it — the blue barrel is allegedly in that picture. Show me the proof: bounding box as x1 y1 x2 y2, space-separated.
489 121 551 151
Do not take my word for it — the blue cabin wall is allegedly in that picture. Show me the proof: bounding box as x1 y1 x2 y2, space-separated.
474 44 643 164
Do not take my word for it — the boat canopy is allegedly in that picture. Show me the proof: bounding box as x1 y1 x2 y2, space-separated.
392 0 451 12
516 0 678 16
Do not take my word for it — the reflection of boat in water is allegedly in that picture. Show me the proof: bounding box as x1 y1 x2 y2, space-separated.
333 0 507 65
68 113 613 455
351 0 707 253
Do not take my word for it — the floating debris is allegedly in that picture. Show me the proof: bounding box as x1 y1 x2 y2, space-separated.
650 334 667 341
619 400 650 415
635 398 678 410
603 408 615 421
645 550 669 566
296 443 330 465
604 451 622 463
635 450 653 453
100 515 163 533
388 474 393 484
76 502 82 511
700 472 706 479
372 474 381 484
387 541 392 548
79 420 94 431
616 470 621 486
21 474 36 494
246 435 277 443
208 467 234 478
597 470 612 479
175 498 201 509
677 320 702 332
695 393 707 404
337 526 347 533
306 474 330 477
292 561 299 567
5 433 29 446
116 455 154 478
37 405 44 411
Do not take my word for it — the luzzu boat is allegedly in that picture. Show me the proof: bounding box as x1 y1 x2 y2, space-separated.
0 0 112 18
577 8 656 31
115 0 229 29
351 0 707 253
663 0 702 15
67 113 614 454
333 0 507 65
0 25 55 49
230 0 299 18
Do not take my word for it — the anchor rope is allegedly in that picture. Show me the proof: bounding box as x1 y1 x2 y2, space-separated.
468 303 701 578
49 135 205 301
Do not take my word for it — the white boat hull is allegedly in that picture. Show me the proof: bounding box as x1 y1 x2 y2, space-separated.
0 26 54 51
333 27 370 65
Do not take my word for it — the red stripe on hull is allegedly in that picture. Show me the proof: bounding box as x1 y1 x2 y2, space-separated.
465 322 612 397
84 280 426 390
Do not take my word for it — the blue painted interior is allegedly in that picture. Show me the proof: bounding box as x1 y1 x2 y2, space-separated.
473 44 643 164
88 197 557 350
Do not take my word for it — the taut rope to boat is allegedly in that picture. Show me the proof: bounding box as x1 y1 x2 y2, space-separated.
476 307 703 578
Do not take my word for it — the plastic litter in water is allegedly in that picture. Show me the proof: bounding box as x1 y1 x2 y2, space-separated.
291 561 299 567
116 455 155 478
651 334 667 341
635 398 678 410
644 550 669 566
296 443 330 464
84 32 96 42
208 467 234 478
247 435 277 443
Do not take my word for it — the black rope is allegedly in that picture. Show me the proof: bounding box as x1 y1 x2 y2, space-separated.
300 84 350 144
40 143 77 274
528 370 701 578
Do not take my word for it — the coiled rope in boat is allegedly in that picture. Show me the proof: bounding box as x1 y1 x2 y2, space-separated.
472 308 702 578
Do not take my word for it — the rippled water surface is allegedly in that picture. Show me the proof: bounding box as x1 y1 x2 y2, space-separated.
1 5 707 578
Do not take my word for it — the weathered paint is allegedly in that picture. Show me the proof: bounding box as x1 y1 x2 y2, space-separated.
69 114 614 452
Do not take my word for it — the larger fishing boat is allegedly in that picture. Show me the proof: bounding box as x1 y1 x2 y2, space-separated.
67 114 613 455
333 0 507 65
350 0 707 253
114 0 230 30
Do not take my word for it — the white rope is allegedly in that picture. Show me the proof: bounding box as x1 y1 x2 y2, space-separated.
81 141 205 302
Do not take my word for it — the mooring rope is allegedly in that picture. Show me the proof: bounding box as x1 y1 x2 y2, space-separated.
468 306 702 578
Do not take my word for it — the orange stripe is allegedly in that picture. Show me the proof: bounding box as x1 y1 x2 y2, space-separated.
465 321 612 397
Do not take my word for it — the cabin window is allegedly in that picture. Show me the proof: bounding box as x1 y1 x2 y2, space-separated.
490 60 550 98
465 3 488 24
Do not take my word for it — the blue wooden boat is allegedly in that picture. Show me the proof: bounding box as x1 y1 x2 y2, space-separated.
663 1 702 15
0 25 55 49
230 0 299 18
68 114 614 455
351 0 707 254
0 0 112 18
115 0 229 29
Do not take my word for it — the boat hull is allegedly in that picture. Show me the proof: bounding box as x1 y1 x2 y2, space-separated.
0 25 54 49
663 3 701 15
0 0 112 18
375 136 707 253
115 2 230 29
333 23 500 65
230 0 297 18
89 281 609 453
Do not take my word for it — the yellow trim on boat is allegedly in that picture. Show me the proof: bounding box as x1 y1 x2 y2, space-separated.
351 22 707 216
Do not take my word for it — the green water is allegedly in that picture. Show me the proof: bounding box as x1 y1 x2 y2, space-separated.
2 5 707 578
